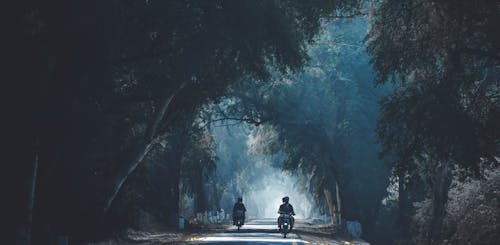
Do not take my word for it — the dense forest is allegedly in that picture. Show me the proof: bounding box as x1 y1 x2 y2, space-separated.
6 0 499 244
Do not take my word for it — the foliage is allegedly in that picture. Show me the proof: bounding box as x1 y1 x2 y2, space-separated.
13 0 500 244
208 122 267 213
366 0 500 242
220 18 390 238
367 0 500 173
411 165 500 244
11 0 364 241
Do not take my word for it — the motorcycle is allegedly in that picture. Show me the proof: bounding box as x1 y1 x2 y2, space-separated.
278 212 294 238
233 210 245 230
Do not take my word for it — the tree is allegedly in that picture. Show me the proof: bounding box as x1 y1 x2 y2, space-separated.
9 0 364 243
218 18 390 239
366 0 500 242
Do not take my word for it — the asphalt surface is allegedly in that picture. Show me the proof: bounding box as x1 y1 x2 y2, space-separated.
187 219 308 244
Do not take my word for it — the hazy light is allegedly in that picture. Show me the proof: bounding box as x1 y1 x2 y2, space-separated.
243 170 317 219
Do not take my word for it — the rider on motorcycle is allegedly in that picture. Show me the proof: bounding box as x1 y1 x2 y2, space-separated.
233 197 246 225
277 196 295 231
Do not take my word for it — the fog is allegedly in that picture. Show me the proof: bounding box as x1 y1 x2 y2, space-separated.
210 123 319 219
243 169 317 219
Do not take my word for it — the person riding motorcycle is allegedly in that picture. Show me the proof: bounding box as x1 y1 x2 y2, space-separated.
233 197 247 225
277 196 295 231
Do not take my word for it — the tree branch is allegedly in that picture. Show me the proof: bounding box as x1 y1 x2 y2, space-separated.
105 80 189 212
209 116 264 126
146 81 189 140
327 11 367 19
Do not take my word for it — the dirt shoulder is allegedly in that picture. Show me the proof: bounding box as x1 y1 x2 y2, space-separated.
294 219 369 245
79 223 230 245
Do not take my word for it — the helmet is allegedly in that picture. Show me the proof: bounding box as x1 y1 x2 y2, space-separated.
237 197 243 202
282 196 289 203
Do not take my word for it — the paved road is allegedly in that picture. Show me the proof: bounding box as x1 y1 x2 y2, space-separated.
187 219 308 244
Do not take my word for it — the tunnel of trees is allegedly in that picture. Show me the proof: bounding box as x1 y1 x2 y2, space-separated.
6 0 499 244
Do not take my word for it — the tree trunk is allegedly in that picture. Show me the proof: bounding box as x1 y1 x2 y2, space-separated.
103 81 188 212
27 153 39 244
398 171 410 238
15 147 39 245
335 181 342 225
324 188 336 225
428 162 452 244
104 137 159 211
171 129 189 225
146 81 188 141
172 165 180 226
195 173 206 213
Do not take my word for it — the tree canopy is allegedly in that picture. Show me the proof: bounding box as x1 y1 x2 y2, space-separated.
216 18 390 239
7 1 499 244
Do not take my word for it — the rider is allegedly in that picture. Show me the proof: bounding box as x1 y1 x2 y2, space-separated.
278 196 295 230
233 197 247 225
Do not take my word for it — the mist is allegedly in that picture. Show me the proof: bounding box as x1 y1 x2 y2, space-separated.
209 122 319 219
10 1 499 244
243 170 317 219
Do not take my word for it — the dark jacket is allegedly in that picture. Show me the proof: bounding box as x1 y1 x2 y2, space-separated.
233 202 246 213
278 203 295 215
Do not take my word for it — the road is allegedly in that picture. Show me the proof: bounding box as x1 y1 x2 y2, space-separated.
186 219 308 244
